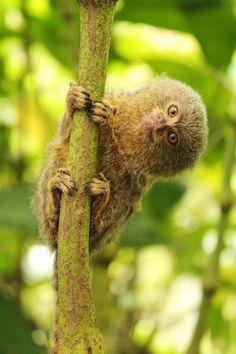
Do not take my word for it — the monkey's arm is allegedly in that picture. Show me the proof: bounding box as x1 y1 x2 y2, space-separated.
34 83 92 248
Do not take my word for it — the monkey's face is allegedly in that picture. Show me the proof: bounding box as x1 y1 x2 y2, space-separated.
143 77 208 177
143 101 181 147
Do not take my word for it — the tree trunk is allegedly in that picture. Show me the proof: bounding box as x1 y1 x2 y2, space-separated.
54 1 117 353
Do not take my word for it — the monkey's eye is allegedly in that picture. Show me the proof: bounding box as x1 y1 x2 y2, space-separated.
167 131 178 145
168 105 178 117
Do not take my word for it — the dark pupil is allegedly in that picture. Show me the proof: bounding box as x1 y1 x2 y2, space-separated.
170 107 177 115
169 133 177 144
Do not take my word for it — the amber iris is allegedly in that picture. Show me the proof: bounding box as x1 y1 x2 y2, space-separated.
167 131 178 145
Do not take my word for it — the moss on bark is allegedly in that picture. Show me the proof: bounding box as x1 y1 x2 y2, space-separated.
54 1 117 353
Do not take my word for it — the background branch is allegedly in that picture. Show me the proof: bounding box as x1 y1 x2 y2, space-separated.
186 120 236 354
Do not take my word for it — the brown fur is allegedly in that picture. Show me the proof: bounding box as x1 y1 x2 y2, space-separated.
34 76 208 250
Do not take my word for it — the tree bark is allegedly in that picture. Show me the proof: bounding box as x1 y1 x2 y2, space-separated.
54 1 117 353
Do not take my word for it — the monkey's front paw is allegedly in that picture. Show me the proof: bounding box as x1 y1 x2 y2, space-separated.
89 173 110 196
48 168 77 195
88 100 117 125
67 82 92 114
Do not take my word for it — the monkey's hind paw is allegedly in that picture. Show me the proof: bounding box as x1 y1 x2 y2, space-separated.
88 100 117 125
89 173 110 197
67 82 92 114
48 168 77 195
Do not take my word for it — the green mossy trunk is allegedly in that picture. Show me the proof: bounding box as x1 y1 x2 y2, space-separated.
54 1 117 353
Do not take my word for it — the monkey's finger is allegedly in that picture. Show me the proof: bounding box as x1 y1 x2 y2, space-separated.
89 114 107 125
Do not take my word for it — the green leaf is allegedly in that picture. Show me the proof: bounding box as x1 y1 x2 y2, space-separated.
116 0 236 68
184 4 236 68
116 1 186 31
119 181 185 248
0 183 36 231
0 293 43 354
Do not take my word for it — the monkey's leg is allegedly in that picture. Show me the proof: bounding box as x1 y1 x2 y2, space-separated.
89 173 110 219
47 168 77 244
88 100 117 125
89 173 111 244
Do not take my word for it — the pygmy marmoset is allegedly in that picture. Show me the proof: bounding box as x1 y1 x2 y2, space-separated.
34 76 208 250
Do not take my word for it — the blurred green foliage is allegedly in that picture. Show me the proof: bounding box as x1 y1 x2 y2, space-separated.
0 293 42 354
0 0 236 353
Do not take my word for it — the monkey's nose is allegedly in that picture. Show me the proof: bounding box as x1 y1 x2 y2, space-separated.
155 117 168 131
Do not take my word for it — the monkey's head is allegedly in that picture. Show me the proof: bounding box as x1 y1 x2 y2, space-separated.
143 76 208 177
